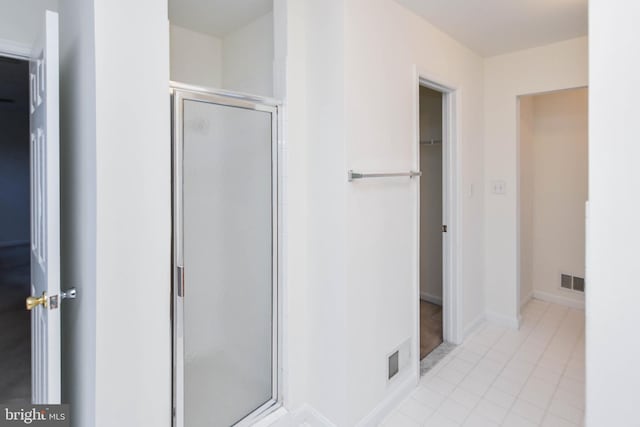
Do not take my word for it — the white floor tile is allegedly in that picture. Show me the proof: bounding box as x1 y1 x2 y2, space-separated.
510 399 545 425
518 377 556 409
437 367 467 386
483 387 516 409
425 413 461 427
423 377 457 395
471 399 509 424
457 377 492 396
435 398 471 425
462 412 499 427
389 300 586 427
447 357 476 376
492 376 526 396
541 413 578 427
411 386 446 410
397 397 434 423
547 398 583 424
502 412 539 427
449 387 482 409
380 411 421 427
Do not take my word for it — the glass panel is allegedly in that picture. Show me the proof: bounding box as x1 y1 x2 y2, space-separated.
182 99 273 427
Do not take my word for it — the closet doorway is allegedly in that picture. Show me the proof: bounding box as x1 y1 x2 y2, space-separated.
416 76 461 370
419 86 445 360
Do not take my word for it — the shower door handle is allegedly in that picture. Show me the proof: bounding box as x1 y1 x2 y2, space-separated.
177 265 185 297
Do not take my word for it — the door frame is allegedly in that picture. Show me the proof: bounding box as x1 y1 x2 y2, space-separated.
414 69 463 375
0 38 31 60
170 82 283 427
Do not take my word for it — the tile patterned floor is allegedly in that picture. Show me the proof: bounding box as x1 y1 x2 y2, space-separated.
381 300 585 427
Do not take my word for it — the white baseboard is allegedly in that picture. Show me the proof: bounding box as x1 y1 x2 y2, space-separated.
532 291 585 310
419 292 443 306
355 373 417 427
485 311 521 330
253 407 289 427
282 404 335 427
520 291 533 309
463 313 486 340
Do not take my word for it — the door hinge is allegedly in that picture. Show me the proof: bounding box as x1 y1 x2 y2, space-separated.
442 225 448 233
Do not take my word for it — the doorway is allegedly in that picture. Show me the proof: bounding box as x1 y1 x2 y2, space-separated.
0 54 31 404
518 87 588 309
418 86 444 361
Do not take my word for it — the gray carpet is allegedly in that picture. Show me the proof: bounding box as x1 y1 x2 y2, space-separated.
0 244 31 403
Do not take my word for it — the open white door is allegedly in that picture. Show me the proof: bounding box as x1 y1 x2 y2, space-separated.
26 10 60 405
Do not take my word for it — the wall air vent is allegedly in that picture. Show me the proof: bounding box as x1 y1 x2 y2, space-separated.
560 273 586 293
387 339 411 383
388 351 399 380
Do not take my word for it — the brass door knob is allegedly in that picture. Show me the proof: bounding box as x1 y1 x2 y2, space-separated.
26 292 48 310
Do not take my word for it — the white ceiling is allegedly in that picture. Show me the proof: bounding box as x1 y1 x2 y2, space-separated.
394 0 588 57
169 0 272 37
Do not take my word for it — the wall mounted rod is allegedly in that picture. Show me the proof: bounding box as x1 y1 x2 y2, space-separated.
348 170 422 182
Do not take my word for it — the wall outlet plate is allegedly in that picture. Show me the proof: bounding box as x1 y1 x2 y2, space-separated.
491 180 506 195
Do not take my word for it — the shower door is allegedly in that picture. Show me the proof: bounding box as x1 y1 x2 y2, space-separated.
172 86 280 427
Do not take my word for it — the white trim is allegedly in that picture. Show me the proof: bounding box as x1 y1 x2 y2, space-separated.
251 407 289 427
0 38 31 59
463 314 486 340
355 374 417 427
171 88 283 427
282 404 336 427
532 291 585 310
485 311 521 330
413 67 464 394
520 291 533 309
420 292 443 306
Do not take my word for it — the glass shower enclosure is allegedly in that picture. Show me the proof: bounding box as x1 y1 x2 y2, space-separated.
171 84 280 427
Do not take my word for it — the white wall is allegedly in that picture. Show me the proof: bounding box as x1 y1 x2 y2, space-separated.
170 24 222 88
587 1 640 425
295 0 349 423
92 0 171 425
484 37 588 327
58 1 97 425
341 0 485 424
222 12 274 97
419 87 443 303
520 89 588 308
279 0 311 415
0 0 58 50
168 12 273 97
